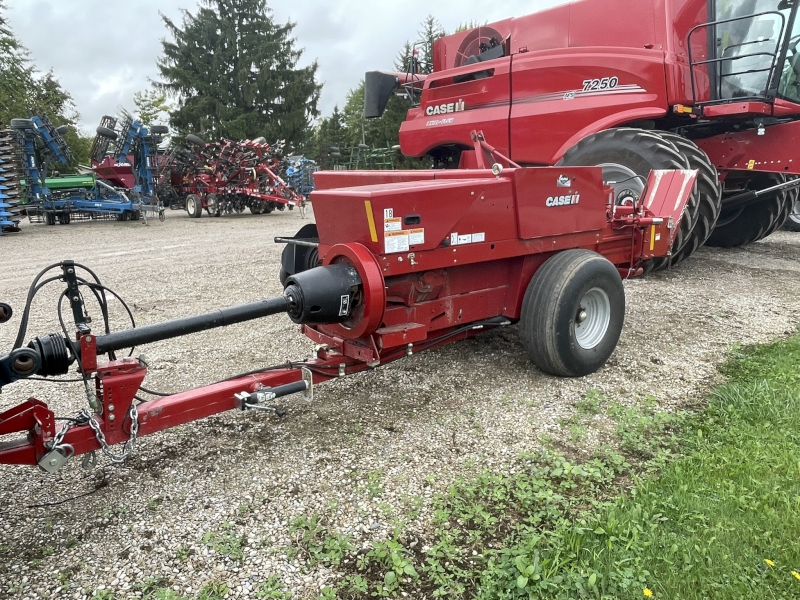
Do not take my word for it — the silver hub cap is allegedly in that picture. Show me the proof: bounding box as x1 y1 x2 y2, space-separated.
574 287 611 350
790 197 800 225
598 163 645 203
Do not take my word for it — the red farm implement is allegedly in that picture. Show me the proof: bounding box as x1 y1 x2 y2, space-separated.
0 134 695 470
159 135 305 218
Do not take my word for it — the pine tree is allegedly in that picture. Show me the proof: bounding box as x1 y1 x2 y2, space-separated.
417 15 446 75
155 0 321 148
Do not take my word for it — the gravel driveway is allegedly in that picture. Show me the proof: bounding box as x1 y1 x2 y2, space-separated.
1 207 798 599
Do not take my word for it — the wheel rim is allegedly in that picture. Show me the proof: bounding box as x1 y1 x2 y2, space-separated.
574 287 611 350
187 197 196 213
598 163 644 202
790 198 800 224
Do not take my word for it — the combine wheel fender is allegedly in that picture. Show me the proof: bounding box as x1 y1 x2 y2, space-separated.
96 126 118 140
186 194 203 218
558 128 697 271
519 249 625 377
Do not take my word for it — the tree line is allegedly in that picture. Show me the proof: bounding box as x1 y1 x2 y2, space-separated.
0 0 471 168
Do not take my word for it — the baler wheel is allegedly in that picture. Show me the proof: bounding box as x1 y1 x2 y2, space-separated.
519 249 625 377
784 184 800 231
706 173 791 247
654 132 721 268
558 128 698 269
186 194 203 218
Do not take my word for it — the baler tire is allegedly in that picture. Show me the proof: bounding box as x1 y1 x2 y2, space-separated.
96 126 118 140
707 173 789 247
784 185 800 231
519 249 625 377
279 268 289 287
557 128 697 268
186 194 203 218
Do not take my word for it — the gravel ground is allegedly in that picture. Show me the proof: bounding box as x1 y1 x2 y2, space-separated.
0 207 798 599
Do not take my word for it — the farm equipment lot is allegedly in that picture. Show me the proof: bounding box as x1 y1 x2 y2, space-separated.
1 213 799 599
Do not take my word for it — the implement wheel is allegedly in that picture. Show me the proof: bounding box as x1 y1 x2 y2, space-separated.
519 249 625 377
186 194 203 218
707 173 792 247
558 128 697 271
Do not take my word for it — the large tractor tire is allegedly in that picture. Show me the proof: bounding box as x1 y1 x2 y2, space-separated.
519 249 625 377
558 128 698 271
655 132 722 268
784 184 800 231
706 173 793 247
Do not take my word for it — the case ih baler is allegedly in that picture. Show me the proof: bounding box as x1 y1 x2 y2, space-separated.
366 0 800 267
0 136 695 470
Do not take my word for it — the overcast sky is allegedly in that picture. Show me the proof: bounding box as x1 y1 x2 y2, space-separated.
5 0 561 132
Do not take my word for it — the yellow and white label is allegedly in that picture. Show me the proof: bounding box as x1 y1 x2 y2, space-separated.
385 231 410 253
384 217 402 232
408 228 425 245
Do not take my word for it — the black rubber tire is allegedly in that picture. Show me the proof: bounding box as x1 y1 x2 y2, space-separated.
250 203 263 215
45 212 56 226
186 194 203 218
557 128 697 270
186 134 206 146
519 249 625 377
10 119 34 130
762 176 795 237
55 125 70 135
655 133 722 268
150 125 169 135
57 212 70 225
279 268 289 287
96 126 118 140
784 184 800 231
264 203 275 214
131 210 141 221
707 173 792 247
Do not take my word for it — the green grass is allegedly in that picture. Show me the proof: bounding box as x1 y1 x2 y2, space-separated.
321 334 800 599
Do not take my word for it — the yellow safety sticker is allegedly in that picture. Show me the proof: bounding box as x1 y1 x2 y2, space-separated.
747 159 755 170
365 200 378 243
650 225 656 251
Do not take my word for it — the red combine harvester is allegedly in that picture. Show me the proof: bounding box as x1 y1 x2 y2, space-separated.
365 0 800 266
0 134 695 470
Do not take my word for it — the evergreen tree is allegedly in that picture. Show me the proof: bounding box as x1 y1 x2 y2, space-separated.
416 15 446 74
155 0 321 148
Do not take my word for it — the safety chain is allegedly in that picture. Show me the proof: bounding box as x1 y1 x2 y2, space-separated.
47 404 139 465
83 404 139 464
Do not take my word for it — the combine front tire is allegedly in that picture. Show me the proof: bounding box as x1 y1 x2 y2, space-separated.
519 250 625 377
655 133 721 268
706 173 792 247
558 128 697 270
186 194 203 218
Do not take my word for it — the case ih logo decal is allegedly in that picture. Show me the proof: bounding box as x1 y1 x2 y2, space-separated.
557 175 572 187
546 194 581 207
426 99 465 116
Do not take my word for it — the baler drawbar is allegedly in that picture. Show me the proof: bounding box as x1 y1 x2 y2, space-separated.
0 135 697 472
